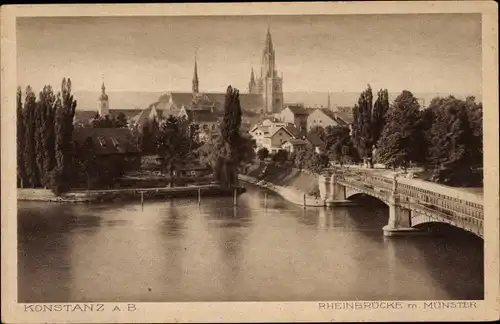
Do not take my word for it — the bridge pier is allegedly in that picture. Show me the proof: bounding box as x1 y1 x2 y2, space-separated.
383 180 424 236
319 173 356 207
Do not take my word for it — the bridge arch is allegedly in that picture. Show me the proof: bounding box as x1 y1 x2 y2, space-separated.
410 212 483 239
345 191 390 207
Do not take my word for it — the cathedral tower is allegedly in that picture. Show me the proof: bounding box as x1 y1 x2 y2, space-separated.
253 27 283 114
98 82 109 116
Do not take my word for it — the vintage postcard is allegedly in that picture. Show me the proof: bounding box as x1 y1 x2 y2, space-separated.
1 1 499 323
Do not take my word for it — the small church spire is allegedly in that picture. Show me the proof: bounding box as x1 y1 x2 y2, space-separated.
98 77 109 117
192 48 199 95
249 66 256 94
327 91 331 110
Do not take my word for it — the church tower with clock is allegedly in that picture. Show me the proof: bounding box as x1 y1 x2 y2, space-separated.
249 27 283 115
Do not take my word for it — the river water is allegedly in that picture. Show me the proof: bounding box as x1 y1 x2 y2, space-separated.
18 185 483 303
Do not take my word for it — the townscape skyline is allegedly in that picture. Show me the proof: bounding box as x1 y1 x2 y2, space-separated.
17 14 481 97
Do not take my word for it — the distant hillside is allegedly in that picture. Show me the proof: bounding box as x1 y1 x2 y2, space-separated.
283 91 482 109
73 90 482 112
74 91 163 111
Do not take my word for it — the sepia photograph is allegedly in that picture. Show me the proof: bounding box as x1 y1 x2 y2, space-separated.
1 2 498 323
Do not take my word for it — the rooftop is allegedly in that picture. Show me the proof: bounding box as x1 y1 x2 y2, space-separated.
73 127 140 155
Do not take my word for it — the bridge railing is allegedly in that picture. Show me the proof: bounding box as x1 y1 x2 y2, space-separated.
397 182 483 221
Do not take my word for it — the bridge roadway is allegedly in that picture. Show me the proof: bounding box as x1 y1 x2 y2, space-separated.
318 167 483 238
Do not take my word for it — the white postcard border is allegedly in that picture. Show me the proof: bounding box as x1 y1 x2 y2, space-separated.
1 2 498 323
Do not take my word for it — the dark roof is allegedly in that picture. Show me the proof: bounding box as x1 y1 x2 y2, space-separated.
318 108 337 121
109 109 143 119
167 92 196 109
184 108 218 123
74 109 143 122
285 105 308 115
148 92 265 119
130 107 158 127
73 127 140 155
283 139 309 146
74 110 97 122
238 94 265 113
283 124 300 138
335 110 354 124
307 132 325 147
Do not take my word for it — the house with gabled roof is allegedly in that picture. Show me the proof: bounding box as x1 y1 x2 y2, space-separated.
249 119 301 154
281 138 311 153
279 104 310 132
178 106 220 142
307 108 341 131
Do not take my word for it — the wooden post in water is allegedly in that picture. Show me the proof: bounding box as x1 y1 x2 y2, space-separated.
198 188 201 205
264 193 267 209
303 194 306 209
233 188 237 206
141 191 144 207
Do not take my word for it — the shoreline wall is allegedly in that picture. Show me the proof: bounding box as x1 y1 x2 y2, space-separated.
238 173 325 207
17 185 244 203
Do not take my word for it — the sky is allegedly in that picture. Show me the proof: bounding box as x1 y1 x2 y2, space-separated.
17 14 482 96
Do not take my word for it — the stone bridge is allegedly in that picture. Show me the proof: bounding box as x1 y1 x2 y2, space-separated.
319 167 483 238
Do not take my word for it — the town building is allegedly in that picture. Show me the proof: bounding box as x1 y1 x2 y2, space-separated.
178 105 219 142
307 108 342 131
278 104 309 132
249 119 300 153
281 138 310 153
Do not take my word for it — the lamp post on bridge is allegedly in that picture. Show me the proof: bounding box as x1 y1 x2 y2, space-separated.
392 173 398 195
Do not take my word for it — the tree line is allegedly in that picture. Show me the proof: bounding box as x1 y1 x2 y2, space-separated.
17 79 140 193
256 85 482 187
350 85 482 186
17 79 77 194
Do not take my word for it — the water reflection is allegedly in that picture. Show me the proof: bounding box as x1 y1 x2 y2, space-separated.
18 185 484 302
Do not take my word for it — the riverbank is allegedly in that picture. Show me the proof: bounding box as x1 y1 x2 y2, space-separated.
239 163 324 207
18 185 245 203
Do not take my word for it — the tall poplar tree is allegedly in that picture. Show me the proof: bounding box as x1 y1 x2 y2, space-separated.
17 86 26 188
372 88 389 146
39 86 57 186
51 78 77 194
197 86 254 188
23 86 39 188
352 85 374 167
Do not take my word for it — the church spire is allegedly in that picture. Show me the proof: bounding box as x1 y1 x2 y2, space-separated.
192 48 199 95
249 66 256 94
98 78 109 116
264 25 274 54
